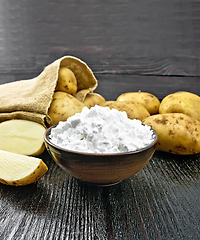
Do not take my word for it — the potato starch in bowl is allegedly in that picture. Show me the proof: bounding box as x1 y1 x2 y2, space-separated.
49 105 155 153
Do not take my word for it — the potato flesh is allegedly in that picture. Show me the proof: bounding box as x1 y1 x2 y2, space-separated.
0 120 46 156
0 149 48 186
143 113 200 155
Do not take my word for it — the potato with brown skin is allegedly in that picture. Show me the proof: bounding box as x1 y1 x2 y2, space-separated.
159 91 200 121
99 100 150 120
116 91 160 115
55 67 77 96
143 113 200 155
83 92 106 108
48 91 85 125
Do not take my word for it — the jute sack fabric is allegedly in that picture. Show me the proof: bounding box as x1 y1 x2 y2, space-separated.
0 56 98 127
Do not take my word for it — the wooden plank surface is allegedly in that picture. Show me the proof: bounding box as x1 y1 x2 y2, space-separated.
0 151 200 239
1 72 200 101
0 0 199 78
0 0 200 239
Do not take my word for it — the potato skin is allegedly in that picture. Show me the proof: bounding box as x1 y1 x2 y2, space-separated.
55 67 77 96
83 92 106 108
99 100 150 120
143 113 200 155
48 91 85 125
159 91 200 121
117 91 160 115
0 158 48 186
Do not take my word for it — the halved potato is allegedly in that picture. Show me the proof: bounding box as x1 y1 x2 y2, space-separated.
0 149 48 186
0 119 46 156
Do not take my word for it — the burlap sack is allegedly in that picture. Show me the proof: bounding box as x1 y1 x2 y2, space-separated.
0 56 98 127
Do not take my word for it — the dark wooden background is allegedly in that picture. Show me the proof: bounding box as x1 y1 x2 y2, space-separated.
0 1 200 239
1 0 200 99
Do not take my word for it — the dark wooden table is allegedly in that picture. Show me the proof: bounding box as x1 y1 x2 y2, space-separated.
0 1 200 239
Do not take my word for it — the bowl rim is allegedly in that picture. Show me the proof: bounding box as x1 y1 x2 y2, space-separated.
44 124 158 157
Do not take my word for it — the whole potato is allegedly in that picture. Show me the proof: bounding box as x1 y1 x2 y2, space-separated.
83 92 106 108
55 67 77 96
99 100 150 120
159 91 200 121
48 91 85 125
116 91 160 115
143 113 200 155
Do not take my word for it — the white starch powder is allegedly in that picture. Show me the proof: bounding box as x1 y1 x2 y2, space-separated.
49 105 155 153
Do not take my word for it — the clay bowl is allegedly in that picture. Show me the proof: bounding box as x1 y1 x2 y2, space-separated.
44 126 157 186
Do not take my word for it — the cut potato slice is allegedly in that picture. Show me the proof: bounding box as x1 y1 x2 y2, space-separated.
0 149 48 186
0 119 46 156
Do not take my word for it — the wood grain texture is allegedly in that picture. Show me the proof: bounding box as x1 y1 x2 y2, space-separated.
1 70 200 101
95 74 200 100
0 0 199 77
0 0 200 239
0 151 199 240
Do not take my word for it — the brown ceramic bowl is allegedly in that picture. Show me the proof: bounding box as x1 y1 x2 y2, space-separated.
44 125 157 186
